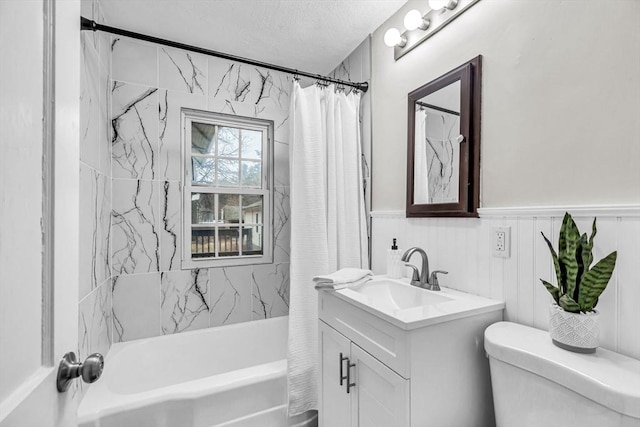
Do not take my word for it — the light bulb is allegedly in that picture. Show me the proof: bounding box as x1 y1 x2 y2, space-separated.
384 28 406 48
404 9 427 31
429 0 458 10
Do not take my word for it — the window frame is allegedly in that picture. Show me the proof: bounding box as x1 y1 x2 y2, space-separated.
181 108 274 269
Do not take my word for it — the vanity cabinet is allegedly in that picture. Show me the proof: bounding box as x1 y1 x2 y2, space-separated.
319 321 410 427
318 286 503 427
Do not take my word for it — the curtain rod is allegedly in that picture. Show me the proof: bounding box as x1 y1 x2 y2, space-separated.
416 101 460 116
80 17 369 93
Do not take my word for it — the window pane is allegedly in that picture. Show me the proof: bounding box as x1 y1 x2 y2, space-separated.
191 193 216 224
191 228 216 258
192 157 216 184
218 226 240 257
242 195 263 224
218 127 240 157
241 161 261 187
217 159 239 186
242 225 263 255
218 194 240 224
241 129 262 159
192 122 216 155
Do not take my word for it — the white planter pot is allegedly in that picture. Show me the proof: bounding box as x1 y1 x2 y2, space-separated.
549 303 599 353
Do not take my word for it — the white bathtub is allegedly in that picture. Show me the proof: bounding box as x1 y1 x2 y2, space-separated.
78 316 317 427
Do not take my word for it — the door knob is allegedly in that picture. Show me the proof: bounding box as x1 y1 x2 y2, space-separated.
56 352 104 392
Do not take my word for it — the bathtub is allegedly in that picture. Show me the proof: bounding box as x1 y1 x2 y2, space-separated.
78 316 317 427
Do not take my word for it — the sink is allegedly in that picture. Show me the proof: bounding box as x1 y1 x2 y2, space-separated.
330 275 505 330
349 278 453 310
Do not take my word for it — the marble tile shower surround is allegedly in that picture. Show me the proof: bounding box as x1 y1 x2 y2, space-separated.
108 36 293 342
371 211 640 360
78 0 113 400
79 32 369 345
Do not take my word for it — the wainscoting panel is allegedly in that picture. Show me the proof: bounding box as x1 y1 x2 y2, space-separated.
371 207 640 360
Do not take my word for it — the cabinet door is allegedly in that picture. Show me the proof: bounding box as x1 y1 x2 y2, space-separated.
350 343 410 427
319 320 352 427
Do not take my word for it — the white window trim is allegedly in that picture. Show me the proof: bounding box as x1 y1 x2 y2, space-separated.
181 108 274 269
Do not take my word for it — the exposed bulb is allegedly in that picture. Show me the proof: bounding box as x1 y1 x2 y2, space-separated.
404 9 428 31
428 0 458 11
384 28 407 47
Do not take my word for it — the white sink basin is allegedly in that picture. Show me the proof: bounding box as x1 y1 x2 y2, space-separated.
331 276 504 330
350 278 453 310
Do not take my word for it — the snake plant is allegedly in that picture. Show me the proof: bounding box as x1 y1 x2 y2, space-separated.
540 212 617 313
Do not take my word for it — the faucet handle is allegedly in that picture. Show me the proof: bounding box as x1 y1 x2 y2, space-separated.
404 263 421 287
429 270 448 291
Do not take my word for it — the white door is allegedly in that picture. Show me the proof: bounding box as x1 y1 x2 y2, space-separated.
319 321 352 427
350 344 410 427
0 0 80 426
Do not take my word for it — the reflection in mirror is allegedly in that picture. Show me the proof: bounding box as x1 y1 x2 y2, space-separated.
406 55 481 217
414 80 461 204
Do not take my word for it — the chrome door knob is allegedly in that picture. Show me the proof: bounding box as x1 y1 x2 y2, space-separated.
56 351 104 392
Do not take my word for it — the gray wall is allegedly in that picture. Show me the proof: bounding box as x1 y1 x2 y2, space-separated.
371 0 640 209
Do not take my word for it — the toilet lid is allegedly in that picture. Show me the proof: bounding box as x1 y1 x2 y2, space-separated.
485 321 640 419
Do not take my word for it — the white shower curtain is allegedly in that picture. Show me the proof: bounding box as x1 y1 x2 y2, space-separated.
287 82 368 415
414 109 430 204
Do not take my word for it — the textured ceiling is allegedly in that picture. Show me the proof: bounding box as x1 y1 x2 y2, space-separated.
99 0 407 75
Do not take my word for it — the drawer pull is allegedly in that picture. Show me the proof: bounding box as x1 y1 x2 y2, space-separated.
339 353 349 386
346 359 356 394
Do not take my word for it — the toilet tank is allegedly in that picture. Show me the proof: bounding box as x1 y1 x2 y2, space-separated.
485 322 640 427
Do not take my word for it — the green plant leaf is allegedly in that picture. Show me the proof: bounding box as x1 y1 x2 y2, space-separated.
559 294 581 313
540 279 560 304
559 294 581 312
560 213 581 299
574 232 588 301
541 232 563 293
585 218 597 269
580 219 597 288
578 251 617 312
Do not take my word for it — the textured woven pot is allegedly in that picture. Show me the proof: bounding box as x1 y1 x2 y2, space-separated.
549 303 599 353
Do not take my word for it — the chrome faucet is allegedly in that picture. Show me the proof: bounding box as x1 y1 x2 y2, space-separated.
401 247 448 291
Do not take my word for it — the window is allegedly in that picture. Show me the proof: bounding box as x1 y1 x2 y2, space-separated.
182 109 273 268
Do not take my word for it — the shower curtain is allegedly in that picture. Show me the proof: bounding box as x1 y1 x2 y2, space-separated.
414 108 430 204
287 82 368 416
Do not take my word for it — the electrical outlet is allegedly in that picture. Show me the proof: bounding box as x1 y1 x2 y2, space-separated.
492 226 511 258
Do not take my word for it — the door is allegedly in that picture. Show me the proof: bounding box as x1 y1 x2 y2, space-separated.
0 0 80 426
350 344 410 427
319 321 352 427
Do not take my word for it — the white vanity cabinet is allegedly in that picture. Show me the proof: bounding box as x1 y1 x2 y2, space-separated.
319 320 410 427
318 280 504 427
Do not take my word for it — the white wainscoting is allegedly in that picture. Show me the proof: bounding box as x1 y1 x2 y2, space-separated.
371 206 640 360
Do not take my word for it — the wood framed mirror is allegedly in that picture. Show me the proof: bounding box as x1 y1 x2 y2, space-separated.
406 55 481 217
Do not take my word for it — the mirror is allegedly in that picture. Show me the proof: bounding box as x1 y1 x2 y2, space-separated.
406 56 481 217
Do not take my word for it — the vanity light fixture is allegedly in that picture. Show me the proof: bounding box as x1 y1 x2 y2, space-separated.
428 0 459 11
384 27 407 48
404 9 430 31
386 0 481 61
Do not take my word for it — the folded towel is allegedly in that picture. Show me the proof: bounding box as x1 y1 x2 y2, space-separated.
313 268 373 290
314 275 371 291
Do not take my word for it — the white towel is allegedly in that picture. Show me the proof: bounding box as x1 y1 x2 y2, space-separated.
314 275 372 291
313 268 373 287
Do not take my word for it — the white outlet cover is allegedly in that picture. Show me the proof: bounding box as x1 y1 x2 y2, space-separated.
492 226 511 258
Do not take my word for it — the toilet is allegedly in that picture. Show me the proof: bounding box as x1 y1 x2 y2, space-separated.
485 322 640 427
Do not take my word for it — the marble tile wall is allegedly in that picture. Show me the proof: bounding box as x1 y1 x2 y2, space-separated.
371 210 640 360
109 37 292 342
78 0 112 399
